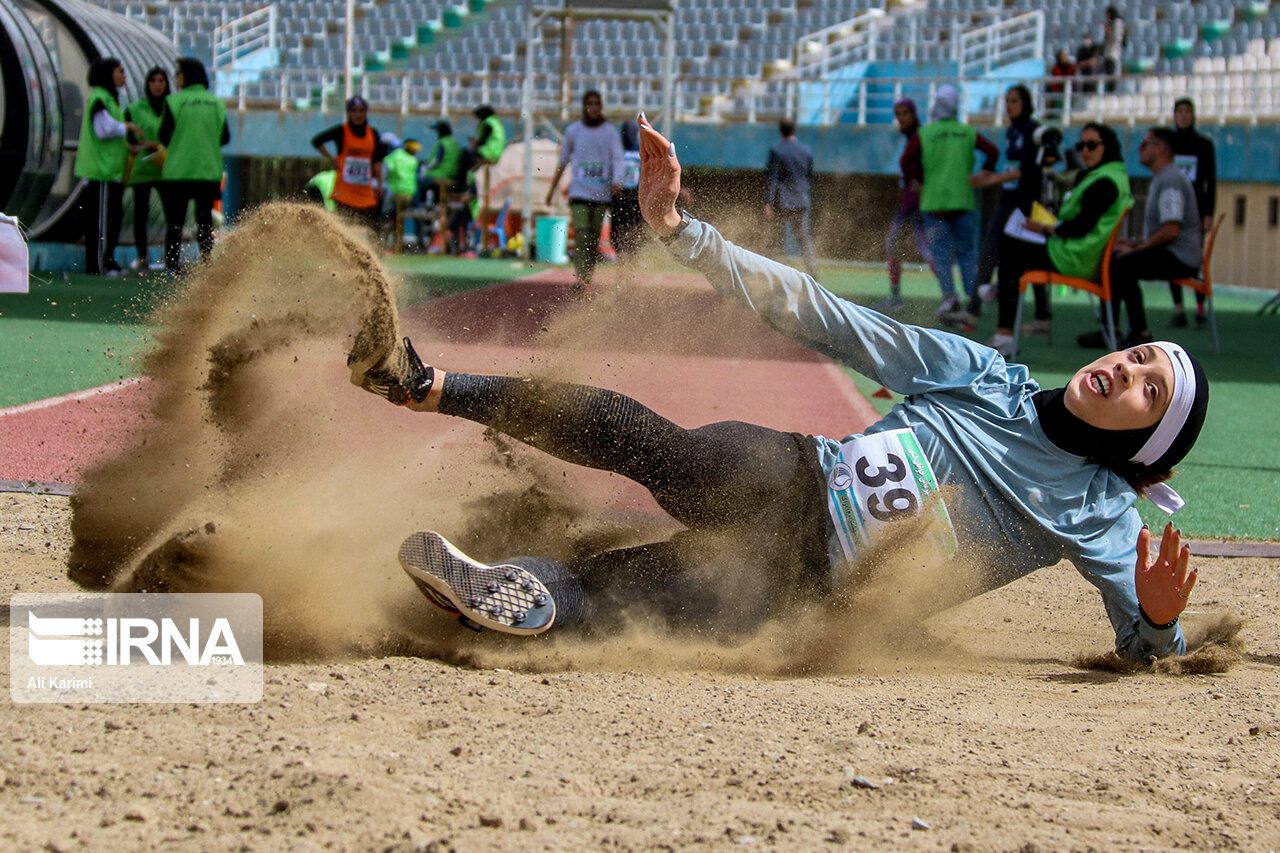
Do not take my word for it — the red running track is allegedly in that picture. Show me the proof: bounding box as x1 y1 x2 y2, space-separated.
0 269 879 492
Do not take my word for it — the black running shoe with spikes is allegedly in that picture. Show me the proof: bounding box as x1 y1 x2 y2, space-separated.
351 336 435 406
397 531 556 635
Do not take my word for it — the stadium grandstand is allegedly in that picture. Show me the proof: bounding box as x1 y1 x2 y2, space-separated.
86 0 1280 124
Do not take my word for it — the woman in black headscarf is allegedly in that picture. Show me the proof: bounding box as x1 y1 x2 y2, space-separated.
74 57 143 275
124 66 170 270
985 122 1132 357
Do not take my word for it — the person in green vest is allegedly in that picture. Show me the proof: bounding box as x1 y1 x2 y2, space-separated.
470 104 506 165
424 121 463 186
423 120 464 248
382 136 422 252
903 84 999 326
303 170 337 212
468 105 507 252
986 122 1132 357
124 66 171 271
74 57 143 276
157 56 230 273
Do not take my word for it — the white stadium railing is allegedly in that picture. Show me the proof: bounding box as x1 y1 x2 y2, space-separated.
220 66 1280 127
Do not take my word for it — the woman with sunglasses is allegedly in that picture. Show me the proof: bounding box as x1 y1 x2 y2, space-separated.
354 116 1205 664
984 123 1132 357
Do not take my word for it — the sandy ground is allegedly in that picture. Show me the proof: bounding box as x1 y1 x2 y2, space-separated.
3 492 1279 852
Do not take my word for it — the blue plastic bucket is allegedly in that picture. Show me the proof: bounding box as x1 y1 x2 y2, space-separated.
536 216 569 264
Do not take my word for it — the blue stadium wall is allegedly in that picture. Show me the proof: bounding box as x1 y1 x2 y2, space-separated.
220 111 1280 219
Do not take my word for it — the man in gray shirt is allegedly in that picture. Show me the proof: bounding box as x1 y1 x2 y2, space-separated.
763 119 818 277
1086 126 1201 348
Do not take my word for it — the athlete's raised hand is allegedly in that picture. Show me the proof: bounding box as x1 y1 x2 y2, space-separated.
1135 522 1196 626
637 113 683 237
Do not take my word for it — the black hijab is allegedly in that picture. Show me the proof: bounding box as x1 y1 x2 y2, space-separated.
144 66 170 115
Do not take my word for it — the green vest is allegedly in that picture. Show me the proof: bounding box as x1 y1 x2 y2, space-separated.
305 170 337 211
125 98 164 184
383 148 419 197
477 115 506 162
424 135 462 182
74 87 128 182
161 85 227 182
1046 161 1133 280
918 119 977 213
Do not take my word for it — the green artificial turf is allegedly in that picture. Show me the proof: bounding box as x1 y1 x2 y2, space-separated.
4 257 1277 540
0 272 180 406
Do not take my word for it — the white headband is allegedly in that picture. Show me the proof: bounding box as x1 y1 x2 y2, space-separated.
1129 342 1195 467
1128 341 1196 515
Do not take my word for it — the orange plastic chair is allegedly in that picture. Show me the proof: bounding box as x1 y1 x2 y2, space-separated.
1170 212 1225 353
1012 205 1132 356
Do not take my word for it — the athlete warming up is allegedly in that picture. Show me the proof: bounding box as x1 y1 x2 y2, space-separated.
351 115 1208 663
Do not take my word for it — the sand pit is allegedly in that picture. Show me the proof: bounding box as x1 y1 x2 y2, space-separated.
4 206 1278 849
4 493 1279 850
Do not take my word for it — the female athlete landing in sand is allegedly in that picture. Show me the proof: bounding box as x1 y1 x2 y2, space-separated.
352 115 1208 663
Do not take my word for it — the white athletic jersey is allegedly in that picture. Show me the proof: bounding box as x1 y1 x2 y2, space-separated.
665 218 1185 662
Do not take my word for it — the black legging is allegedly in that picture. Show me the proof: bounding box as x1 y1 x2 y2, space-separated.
160 180 220 272
131 181 158 266
996 235 1055 327
81 180 124 275
438 373 830 633
1108 246 1198 335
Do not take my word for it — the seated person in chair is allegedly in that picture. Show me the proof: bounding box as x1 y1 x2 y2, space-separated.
980 123 1132 357
1079 127 1201 349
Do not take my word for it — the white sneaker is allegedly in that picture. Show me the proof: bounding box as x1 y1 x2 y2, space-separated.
934 294 960 316
977 283 999 303
397 531 555 635
985 333 1018 359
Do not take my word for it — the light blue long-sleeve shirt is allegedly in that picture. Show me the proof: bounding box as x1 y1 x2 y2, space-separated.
664 217 1184 662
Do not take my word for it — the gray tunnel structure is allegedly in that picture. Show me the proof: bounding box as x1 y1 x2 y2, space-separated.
1 0 176 240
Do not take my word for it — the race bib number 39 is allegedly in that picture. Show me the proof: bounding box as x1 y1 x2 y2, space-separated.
826 428 957 563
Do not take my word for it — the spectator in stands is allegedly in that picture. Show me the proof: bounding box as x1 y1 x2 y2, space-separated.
988 123 1132 357
1169 98 1216 327
762 118 819 278
609 119 646 264
902 84 999 325
975 86 1043 321
383 137 422 253
158 57 229 274
545 90 625 292
124 66 170 271
1080 127 1201 349
75 57 142 276
311 96 386 233
1048 49 1077 115
1051 49 1077 85
1076 34 1101 94
1102 7 1127 91
874 98 932 313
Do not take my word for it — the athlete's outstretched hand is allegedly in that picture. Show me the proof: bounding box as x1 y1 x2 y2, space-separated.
1135 522 1197 626
637 113 684 237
